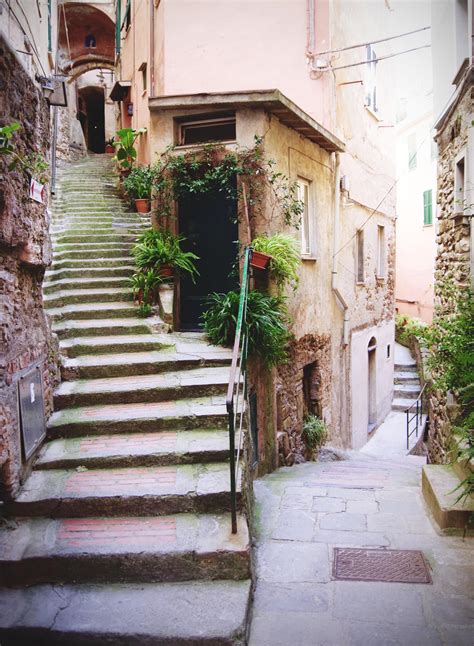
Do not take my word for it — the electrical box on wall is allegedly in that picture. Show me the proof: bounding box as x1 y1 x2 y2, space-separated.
127 103 134 116
18 364 46 461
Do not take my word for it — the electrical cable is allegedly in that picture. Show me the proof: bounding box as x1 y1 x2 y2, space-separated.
308 25 430 57
6 0 47 76
323 45 431 72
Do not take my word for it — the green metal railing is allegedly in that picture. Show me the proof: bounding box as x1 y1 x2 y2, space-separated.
226 246 252 534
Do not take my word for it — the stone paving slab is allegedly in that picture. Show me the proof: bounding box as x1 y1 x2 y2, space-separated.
0 579 251 645
6 462 239 517
249 452 474 645
0 512 249 585
59 333 174 358
36 429 232 469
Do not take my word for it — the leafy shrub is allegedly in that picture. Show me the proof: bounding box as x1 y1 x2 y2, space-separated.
395 313 427 346
251 233 300 289
123 165 154 199
129 269 161 305
302 414 328 450
113 127 146 169
137 303 153 318
202 289 292 366
132 230 199 281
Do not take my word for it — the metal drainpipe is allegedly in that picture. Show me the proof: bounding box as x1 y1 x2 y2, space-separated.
150 0 155 96
332 152 349 346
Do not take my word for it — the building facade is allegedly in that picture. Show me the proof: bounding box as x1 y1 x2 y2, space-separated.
111 0 428 464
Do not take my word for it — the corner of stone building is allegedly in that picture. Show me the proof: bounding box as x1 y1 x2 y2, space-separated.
0 35 59 501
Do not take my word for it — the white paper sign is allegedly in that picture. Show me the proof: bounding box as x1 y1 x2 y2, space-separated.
29 179 45 204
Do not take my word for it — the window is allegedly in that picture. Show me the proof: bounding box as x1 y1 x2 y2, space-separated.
423 189 433 225
296 178 312 256
408 132 417 170
455 156 465 212
179 114 236 146
387 344 391 359
139 62 147 92
365 44 377 112
377 225 386 277
356 229 364 283
85 34 96 48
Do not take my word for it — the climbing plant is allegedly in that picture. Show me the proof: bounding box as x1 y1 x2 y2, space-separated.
151 137 304 228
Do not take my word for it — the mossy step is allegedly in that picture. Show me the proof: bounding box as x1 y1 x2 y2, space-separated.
53 234 138 244
44 287 133 307
61 348 232 380
50 257 133 269
46 266 134 281
53 366 231 408
52 248 134 261
46 302 139 322
422 464 474 530
59 333 173 358
37 429 232 470
47 395 228 436
393 385 422 400
45 277 131 293
0 580 251 645
0 512 249 585
6 462 239 517
52 317 150 341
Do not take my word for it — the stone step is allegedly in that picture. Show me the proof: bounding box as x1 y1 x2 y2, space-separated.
52 317 150 341
52 221 146 230
5 462 238 517
393 384 421 399
0 580 250 645
53 234 138 244
59 333 173 358
45 277 131 294
422 464 474 530
394 362 417 373
49 256 134 269
44 288 133 308
61 348 232 380
53 241 135 250
0 512 249 586
36 429 232 470
392 397 420 412
47 395 227 436
46 266 135 281
394 371 421 385
53 366 231 408
46 302 140 322
52 248 134 261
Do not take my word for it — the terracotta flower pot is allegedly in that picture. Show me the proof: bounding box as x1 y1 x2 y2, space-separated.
159 264 174 279
250 250 272 270
135 198 150 213
105 145 114 153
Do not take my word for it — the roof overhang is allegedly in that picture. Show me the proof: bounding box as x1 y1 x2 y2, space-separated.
149 89 345 153
110 80 131 102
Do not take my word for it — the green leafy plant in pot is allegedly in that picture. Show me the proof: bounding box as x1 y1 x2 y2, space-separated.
202 289 292 366
251 233 300 289
113 127 147 171
123 165 154 213
132 229 199 282
105 137 115 154
302 414 328 459
129 268 162 306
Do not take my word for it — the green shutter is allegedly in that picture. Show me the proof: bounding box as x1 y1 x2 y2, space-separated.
115 0 121 55
47 0 52 52
423 189 432 225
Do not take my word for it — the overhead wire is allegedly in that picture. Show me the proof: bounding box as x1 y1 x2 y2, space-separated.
6 0 47 76
323 45 431 72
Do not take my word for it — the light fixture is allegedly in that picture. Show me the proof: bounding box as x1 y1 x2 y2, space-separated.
36 75 54 100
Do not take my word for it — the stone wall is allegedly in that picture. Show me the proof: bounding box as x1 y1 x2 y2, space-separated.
428 75 473 465
275 334 332 466
0 36 59 501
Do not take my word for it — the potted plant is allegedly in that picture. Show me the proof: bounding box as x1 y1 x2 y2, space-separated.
202 289 292 366
302 414 328 460
129 268 162 305
123 165 153 213
132 229 199 282
112 127 147 172
105 138 115 154
251 233 300 289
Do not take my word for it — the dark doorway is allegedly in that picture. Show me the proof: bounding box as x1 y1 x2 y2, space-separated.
78 86 105 153
368 337 377 433
178 189 238 330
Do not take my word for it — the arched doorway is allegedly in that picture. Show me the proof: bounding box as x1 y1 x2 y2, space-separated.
78 85 105 153
368 337 377 433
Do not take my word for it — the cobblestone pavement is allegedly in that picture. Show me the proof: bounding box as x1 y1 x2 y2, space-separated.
248 452 474 646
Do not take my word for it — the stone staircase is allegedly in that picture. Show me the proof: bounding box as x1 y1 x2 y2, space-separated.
0 155 251 645
392 345 422 413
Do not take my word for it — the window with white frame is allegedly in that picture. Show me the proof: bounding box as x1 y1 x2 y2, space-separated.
296 178 313 256
365 44 377 112
455 155 465 213
377 225 386 278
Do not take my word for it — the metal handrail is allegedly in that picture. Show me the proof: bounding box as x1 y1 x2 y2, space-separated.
226 246 252 534
406 383 426 450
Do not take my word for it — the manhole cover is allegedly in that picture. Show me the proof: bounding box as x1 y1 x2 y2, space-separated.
333 548 432 584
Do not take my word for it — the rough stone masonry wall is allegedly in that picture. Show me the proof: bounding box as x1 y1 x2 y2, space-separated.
0 36 60 501
276 334 332 466
428 82 473 464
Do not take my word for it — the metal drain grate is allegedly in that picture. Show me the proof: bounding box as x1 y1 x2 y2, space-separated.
333 548 432 584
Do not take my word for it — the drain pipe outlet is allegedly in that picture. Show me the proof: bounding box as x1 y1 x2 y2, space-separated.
332 152 349 346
